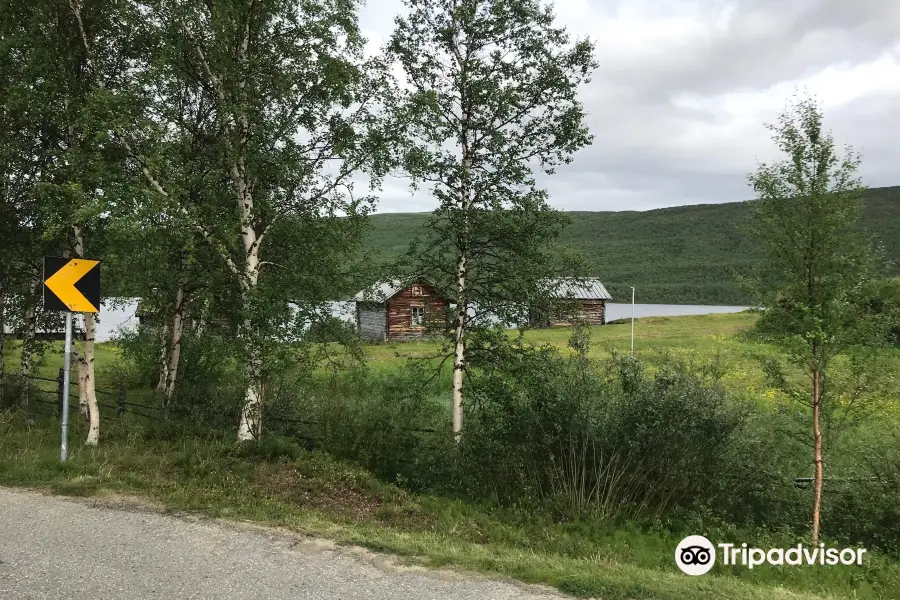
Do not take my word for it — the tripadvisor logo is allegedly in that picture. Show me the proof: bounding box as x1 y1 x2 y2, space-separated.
675 535 716 575
675 535 867 575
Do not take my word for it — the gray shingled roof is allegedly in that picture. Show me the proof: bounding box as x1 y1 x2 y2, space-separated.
544 278 612 301
352 280 405 303
353 279 443 303
353 277 611 303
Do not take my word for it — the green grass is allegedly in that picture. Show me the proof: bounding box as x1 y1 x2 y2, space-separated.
363 312 789 394
3 313 900 599
364 186 900 304
10 312 896 400
1 414 898 600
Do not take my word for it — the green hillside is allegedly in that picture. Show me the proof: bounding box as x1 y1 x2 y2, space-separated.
364 186 900 304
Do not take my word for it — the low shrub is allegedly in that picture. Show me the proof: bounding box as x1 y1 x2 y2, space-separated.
824 420 900 555
452 328 749 521
263 364 452 488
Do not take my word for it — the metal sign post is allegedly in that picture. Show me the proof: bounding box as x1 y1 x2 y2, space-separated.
42 256 101 462
61 312 73 461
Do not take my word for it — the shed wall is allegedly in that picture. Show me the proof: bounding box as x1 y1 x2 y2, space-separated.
357 304 387 341
548 299 606 327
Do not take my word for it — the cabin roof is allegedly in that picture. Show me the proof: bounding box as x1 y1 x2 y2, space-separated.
544 277 613 301
352 278 442 304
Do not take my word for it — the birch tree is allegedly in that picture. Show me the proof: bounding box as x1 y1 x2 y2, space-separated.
0 8 66 394
101 129 224 408
124 0 394 440
747 95 888 544
390 0 596 435
1 0 145 442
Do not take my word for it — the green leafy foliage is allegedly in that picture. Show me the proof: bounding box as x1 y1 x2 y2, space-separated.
744 94 895 544
362 186 900 304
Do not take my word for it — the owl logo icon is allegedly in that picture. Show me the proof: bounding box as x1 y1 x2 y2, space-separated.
675 535 716 575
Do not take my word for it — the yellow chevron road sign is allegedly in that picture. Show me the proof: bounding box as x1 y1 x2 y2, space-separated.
42 257 101 313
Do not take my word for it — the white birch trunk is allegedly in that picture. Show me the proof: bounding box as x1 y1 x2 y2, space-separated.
236 229 262 442
451 138 472 437
77 352 89 419
451 253 467 436
82 312 100 446
163 284 186 404
19 272 40 382
73 225 99 443
155 320 169 394
230 11 267 442
73 229 89 419
194 297 209 335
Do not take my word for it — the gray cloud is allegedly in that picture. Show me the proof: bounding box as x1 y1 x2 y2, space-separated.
363 0 900 213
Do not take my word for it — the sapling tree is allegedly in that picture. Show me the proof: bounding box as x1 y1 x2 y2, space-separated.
746 94 890 544
389 0 596 435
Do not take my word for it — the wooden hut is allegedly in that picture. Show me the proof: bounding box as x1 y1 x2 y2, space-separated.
541 277 613 327
353 279 449 341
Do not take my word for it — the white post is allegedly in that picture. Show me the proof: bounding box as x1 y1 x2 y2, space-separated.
61 311 73 461
630 286 635 354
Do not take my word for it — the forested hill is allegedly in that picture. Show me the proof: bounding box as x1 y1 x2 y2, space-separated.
364 186 900 305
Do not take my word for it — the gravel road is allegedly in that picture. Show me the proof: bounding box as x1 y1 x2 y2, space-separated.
0 487 567 600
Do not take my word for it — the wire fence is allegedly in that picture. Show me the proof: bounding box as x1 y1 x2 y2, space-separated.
7 374 856 491
16 371 443 445
23 369 163 420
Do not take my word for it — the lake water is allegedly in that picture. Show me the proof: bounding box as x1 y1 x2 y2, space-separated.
4 299 752 342
604 303 752 321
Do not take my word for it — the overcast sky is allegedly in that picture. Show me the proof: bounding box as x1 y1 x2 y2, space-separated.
357 0 900 213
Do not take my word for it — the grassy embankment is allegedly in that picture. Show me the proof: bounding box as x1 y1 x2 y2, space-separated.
2 312 900 600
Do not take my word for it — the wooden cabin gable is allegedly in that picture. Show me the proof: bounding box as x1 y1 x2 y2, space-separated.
386 283 448 340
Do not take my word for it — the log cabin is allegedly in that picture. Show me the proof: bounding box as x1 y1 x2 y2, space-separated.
353 279 449 341
540 277 613 327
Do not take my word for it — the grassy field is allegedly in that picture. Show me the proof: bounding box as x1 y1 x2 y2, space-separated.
364 186 900 304
2 313 900 600
361 312 842 397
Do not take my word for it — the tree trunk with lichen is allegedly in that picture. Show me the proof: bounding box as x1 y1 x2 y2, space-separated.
81 312 100 445
235 220 262 441
156 319 169 395
451 252 467 437
73 226 99 445
163 283 186 404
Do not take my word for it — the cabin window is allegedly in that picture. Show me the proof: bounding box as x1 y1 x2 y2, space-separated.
411 284 422 297
411 305 425 326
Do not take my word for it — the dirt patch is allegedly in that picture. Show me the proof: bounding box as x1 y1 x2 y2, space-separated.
253 462 383 519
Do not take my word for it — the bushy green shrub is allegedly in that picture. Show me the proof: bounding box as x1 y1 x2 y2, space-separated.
699 409 809 529
305 316 358 344
454 330 749 521
263 364 452 487
106 326 162 389
112 326 244 429
166 332 244 430
866 277 900 346
824 421 900 555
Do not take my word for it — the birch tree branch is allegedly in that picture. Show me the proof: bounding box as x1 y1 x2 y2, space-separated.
67 0 243 283
117 138 242 280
